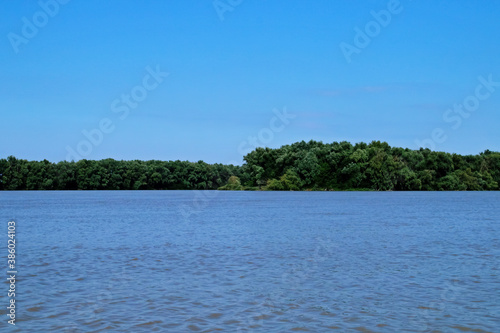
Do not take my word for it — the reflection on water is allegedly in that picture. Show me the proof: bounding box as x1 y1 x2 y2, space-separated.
0 191 499 332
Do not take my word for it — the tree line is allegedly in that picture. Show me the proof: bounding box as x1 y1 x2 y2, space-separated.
1 140 499 191
240 140 499 191
0 158 240 191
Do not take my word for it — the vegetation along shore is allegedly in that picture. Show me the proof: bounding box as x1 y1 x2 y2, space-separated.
1 140 499 191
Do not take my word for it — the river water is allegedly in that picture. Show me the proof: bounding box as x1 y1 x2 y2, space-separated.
0 191 498 332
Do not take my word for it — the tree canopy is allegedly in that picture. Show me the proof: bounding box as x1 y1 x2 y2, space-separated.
240 140 499 191
1 140 499 191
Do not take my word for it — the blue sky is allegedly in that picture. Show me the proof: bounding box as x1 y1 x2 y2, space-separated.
1 0 499 164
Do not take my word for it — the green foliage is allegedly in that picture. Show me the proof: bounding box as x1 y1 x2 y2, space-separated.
1 141 499 191
280 169 302 190
0 157 244 191
218 176 245 190
437 173 467 191
266 178 285 191
241 140 500 191
265 169 302 191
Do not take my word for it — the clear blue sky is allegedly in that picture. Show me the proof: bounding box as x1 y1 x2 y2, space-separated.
1 0 499 164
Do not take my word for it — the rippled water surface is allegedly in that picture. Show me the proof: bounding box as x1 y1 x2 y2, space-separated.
0 191 499 332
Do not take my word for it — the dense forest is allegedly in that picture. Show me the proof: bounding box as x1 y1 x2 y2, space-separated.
1 140 499 191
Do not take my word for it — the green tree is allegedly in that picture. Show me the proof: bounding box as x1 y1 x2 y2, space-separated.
219 176 244 190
